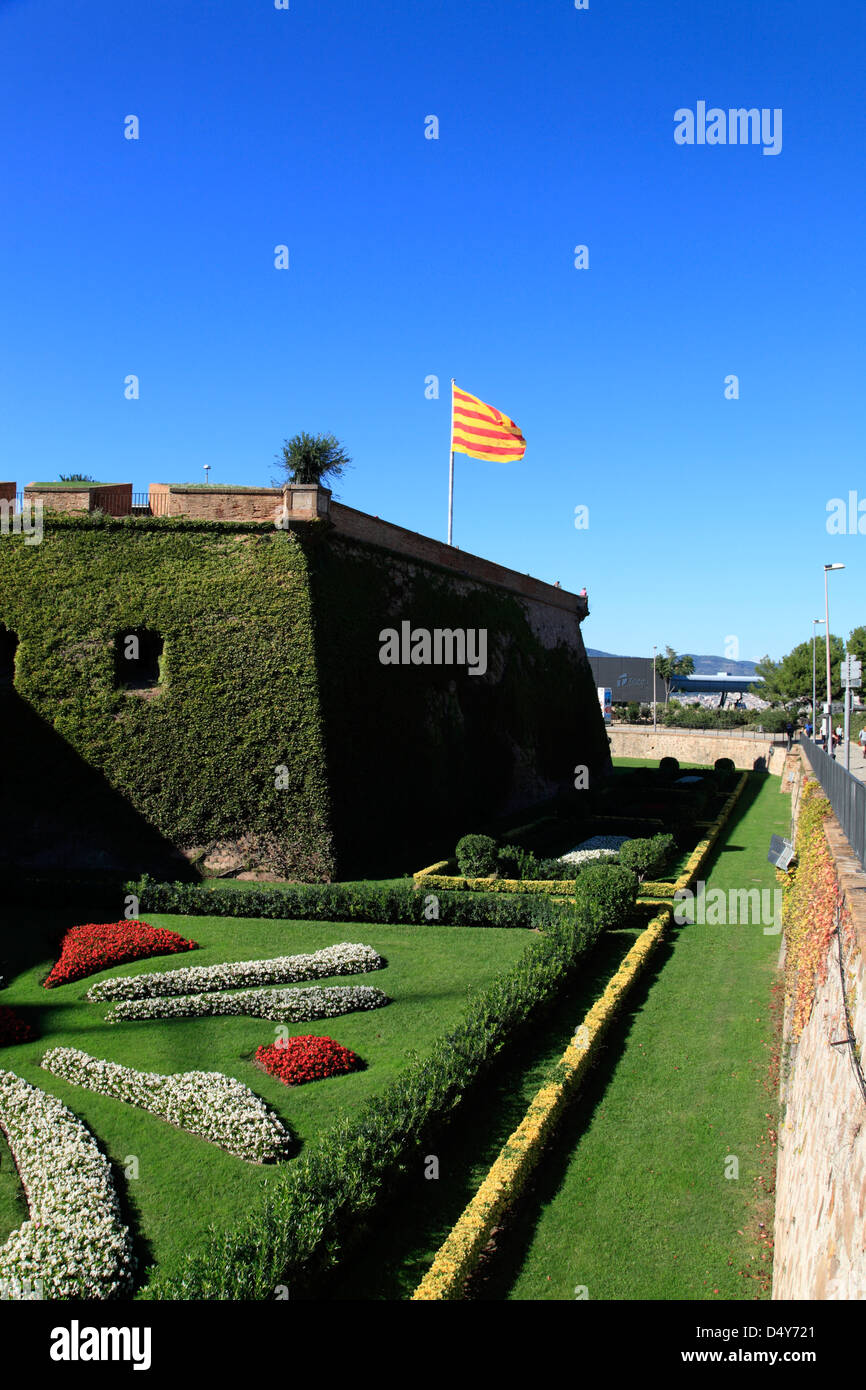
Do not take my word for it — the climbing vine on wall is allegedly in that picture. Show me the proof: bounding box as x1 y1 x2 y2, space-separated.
0 516 336 879
782 779 851 1040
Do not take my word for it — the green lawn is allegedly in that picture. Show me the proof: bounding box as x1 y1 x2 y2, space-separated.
320 915 651 1300
494 771 786 1300
611 757 713 770
0 916 529 1293
323 772 786 1300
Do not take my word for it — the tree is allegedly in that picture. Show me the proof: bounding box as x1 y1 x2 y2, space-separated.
848 625 866 667
59 473 97 483
654 647 695 705
755 635 847 705
272 433 351 489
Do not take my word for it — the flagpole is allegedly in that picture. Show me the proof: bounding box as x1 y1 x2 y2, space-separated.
447 378 455 546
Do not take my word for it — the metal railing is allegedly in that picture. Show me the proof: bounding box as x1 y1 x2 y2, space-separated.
800 735 866 870
612 722 788 743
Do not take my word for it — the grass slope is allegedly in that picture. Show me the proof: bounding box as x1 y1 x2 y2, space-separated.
319 913 656 1300
495 771 786 1301
0 917 528 1293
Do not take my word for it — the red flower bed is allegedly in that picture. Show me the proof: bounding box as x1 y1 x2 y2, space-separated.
255 1035 363 1086
0 1006 35 1046
43 921 198 988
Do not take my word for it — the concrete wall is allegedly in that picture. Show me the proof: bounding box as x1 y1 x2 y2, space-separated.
773 768 866 1299
609 725 788 773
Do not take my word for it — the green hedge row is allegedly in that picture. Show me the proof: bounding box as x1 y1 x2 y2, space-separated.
140 906 604 1300
128 874 569 931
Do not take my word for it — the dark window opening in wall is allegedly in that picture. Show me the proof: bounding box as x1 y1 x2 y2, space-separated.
0 625 18 688
115 628 164 690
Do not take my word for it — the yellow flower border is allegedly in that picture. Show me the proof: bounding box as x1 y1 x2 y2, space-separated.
413 775 747 902
411 906 671 1300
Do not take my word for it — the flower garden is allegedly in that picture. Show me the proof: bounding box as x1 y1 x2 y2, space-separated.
0 756 763 1301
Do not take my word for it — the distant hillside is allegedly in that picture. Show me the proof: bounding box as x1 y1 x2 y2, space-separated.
586 649 759 677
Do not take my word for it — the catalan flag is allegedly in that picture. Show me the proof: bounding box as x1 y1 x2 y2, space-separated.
450 383 526 462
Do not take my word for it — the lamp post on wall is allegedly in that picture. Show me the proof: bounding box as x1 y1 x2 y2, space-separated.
823 564 845 751
811 617 824 740
203 464 211 486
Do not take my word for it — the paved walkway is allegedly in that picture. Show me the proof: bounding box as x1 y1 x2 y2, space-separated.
827 742 866 783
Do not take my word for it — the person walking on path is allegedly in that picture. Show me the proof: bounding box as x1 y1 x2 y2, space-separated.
860 726 866 760
786 721 794 751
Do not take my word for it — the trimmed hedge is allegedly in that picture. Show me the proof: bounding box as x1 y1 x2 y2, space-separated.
414 873 589 897
412 906 671 1299
140 903 606 1299
127 874 572 931
639 772 748 900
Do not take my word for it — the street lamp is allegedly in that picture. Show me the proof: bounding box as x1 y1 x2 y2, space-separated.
811 618 824 740
652 645 657 732
823 564 845 752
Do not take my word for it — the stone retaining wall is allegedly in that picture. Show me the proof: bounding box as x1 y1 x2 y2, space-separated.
608 725 787 773
772 752 866 1299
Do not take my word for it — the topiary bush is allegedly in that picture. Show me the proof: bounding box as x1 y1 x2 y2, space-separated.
572 864 638 930
456 834 499 877
617 834 664 878
619 833 675 882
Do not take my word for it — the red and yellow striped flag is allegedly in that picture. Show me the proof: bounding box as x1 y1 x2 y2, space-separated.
451 383 526 462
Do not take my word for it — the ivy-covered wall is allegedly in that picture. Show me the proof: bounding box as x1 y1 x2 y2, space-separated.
306 529 610 875
0 515 610 881
0 517 335 881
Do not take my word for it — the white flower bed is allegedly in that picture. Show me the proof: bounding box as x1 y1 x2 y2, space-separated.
558 835 630 866
0 1068 135 1300
86 941 384 1003
103 983 390 1026
41 1048 292 1164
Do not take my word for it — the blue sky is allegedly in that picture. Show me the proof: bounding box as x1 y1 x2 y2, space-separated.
1 0 863 663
